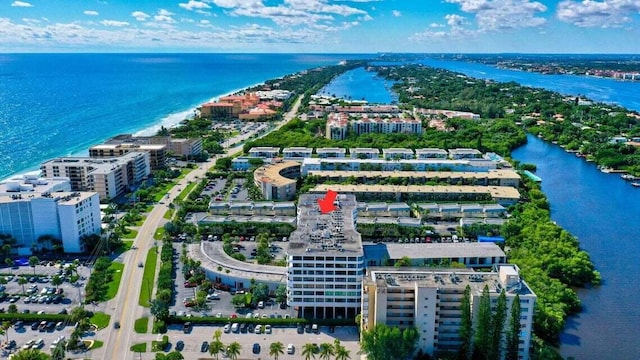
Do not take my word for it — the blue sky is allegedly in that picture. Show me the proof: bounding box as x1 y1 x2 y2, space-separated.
2 0 640 53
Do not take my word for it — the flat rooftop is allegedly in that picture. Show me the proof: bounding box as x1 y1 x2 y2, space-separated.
363 242 506 260
0 191 96 205
288 194 363 256
253 161 299 187
307 169 520 181
367 265 535 296
310 184 520 200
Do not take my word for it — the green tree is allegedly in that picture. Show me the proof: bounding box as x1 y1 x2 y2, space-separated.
5 257 13 272
458 285 473 360
7 304 17 314
302 343 318 360
51 275 62 289
70 307 88 324
164 351 184 360
6 349 52 360
150 299 170 321
209 340 225 360
28 256 39 275
1 321 11 342
18 276 27 295
360 324 419 360
269 341 285 360
226 342 241 360
505 294 521 360
275 284 287 304
473 285 492 360
318 343 335 360
334 339 351 360
51 341 66 360
490 290 508 359
394 256 412 267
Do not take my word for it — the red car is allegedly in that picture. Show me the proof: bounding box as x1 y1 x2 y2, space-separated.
184 281 197 288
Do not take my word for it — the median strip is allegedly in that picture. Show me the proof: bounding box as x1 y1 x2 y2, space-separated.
139 247 158 307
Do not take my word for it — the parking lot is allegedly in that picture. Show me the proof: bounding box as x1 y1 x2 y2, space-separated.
152 324 360 360
0 262 88 315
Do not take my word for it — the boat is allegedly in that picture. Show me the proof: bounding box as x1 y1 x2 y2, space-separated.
621 174 640 181
632 182 640 187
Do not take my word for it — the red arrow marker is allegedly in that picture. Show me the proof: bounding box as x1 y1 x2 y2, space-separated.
317 190 338 214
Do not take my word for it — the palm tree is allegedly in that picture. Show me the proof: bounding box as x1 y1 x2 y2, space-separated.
5 257 13 273
1 321 11 342
319 343 335 360
209 339 225 360
213 328 222 341
28 256 39 275
269 341 285 360
18 276 27 295
334 339 351 360
226 341 241 360
302 343 318 360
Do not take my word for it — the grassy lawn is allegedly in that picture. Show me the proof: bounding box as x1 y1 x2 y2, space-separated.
90 312 111 330
121 241 133 251
90 340 104 350
139 247 158 307
130 342 147 352
163 209 174 220
154 227 165 240
134 216 147 226
106 262 125 300
153 183 174 202
134 317 148 334
121 228 138 239
177 168 192 179
175 182 196 202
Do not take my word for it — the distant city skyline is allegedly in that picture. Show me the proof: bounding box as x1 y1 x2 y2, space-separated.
2 0 640 53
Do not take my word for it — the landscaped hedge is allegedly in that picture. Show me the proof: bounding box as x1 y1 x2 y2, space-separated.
0 313 70 322
166 315 355 327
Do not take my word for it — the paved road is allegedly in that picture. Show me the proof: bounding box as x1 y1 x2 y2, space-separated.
95 95 303 360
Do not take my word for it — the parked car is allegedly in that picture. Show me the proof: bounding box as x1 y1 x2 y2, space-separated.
182 322 192 334
200 341 209 353
287 344 295 355
223 323 231 333
252 343 261 354
175 340 184 351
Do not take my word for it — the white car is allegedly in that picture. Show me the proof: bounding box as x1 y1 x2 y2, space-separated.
264 325 272 334
223 324 231 333
287 344 295 354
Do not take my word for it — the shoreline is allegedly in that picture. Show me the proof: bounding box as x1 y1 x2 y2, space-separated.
0 82 266 182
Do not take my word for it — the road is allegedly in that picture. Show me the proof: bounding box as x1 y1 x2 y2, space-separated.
95 95 303 360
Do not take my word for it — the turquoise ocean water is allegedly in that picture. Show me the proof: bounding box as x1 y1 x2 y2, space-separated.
0 53 369 180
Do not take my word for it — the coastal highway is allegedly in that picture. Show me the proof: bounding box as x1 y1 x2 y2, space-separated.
96 95 302 359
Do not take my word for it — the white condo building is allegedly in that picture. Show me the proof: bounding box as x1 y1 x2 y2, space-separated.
0 189 100 254
40 152 150 200
286 194 364 319
362 265 536 360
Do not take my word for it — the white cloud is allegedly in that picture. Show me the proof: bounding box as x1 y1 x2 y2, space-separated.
210 0 369 29
392 10 401 17
158 9 174 16
84 10 99 16
131 11 151 21
446 14 466 26
179 0 211 11
557 0 640 28
100 20 129 27
446 0 547 30
11 1 33 7
430 23 445 28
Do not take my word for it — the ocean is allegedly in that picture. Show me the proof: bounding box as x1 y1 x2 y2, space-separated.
0 53 370 180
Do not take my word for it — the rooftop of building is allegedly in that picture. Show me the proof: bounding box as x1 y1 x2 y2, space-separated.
89 143 165 150
0 175 71 195
0 191 96 205
253 161 299 187
366 264 535 297
41 152 148 169
288 194 363 256
310 184 521 200
363 242 506 260
306 169 520 180
249 147 280 152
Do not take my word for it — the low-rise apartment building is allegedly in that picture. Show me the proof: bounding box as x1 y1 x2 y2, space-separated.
362 265 535 359
89 141 165 169
253 161 299 201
